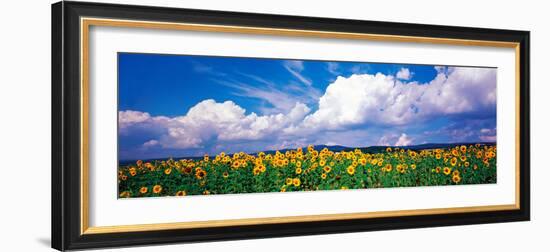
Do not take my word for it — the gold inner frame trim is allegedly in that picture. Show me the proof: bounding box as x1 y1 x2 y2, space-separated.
80 17 522 235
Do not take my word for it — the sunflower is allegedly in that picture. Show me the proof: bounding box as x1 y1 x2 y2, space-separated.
452 175 462 183
386 147 392 152
435 153 442 159
460 145 467 153
340 186 349 190
253 167 261 175
452 149 459 156
476 151 483 158
295 167 302 174
347 166 356 175
120 175 127 181
183 166 192 174
286 178 293 185
231 160 240 169
292 178 301 187
452 170 460 177
203 190 210 195
450 157 458 166
283 159 289 165
164 168 172 175
443 167 451 175
195 169 207 179
435 167 441 173
222 171 229 178
153 185 162 194
129 167 137 176
175 190 186 196
296 161 302 168
384 164 393 172
119 191 131 198
396 165 405 174
259 164 266 172
321 173 327 180
139 187 148 194
359 158 367 166
319 159 326 167
410 164 416 170
323 166 332 173
464 161 470 167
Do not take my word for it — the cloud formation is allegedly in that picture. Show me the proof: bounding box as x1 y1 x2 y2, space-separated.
395 133 413 146
396 67 413 80
283 60 313 86
296 66 496 131
120 66 497 158
326 62 340 75
214 73 321 115
120 99 310 151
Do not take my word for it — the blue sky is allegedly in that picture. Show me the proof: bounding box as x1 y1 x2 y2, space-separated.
118 53 497 160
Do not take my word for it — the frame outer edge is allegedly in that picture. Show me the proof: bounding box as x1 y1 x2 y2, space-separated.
64 2 84 250
521 31 531 221
51 1 64 251
55 1 531 250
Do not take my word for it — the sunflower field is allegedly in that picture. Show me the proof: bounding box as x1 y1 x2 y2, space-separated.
118 144 496 198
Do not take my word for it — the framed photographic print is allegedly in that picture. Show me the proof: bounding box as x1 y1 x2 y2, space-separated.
52 1 530 250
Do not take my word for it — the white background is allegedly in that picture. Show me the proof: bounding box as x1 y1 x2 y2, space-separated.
0 0 547 251
89 24 515 227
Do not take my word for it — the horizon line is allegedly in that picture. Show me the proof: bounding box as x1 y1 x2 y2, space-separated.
119 141 496 163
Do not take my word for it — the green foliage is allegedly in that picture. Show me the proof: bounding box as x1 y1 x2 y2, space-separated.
118 144 497 198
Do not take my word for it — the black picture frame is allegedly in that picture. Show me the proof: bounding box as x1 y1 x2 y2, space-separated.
52 1 530 251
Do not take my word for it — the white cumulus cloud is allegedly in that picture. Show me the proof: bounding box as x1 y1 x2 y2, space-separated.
479 128 497 142
396 68 413 80
120 99 311 150
295 66 496 132
395 133 413 146
142 139 159 148
119 110 151 129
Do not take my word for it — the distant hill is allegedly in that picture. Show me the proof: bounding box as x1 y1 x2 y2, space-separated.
118 142 496 166
258 142 495 155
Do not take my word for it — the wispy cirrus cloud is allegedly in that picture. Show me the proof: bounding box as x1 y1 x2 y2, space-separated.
189 60 227 77
212 72 321 115
215 79 303 114
283 60 313 86
326 62 341 75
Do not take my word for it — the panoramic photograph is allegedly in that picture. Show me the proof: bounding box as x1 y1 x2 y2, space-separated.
117 53 497 198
